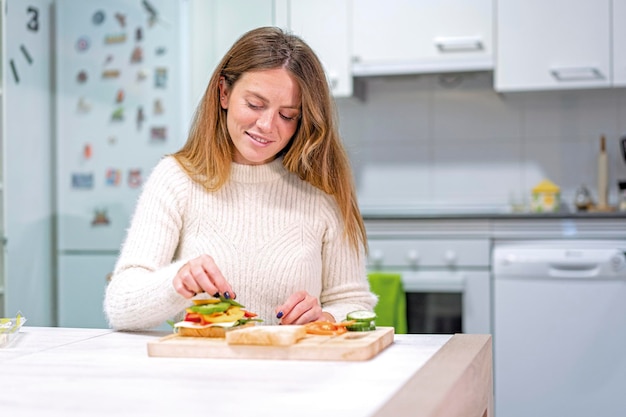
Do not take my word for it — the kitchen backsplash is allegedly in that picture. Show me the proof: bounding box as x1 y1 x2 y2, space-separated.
336 72 626 213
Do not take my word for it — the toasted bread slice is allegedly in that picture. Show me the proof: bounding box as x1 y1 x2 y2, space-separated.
177 322 255 338
225 325 307 346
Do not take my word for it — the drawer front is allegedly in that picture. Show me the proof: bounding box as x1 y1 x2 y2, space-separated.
368 239 490 268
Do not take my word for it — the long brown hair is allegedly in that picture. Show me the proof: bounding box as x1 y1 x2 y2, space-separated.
174 26 366 253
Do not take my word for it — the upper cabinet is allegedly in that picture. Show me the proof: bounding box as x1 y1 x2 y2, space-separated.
188 0 352 99
350 0 494 76
285 0 352 96
188 0 276 108
495 0 616 92
613 0 626 86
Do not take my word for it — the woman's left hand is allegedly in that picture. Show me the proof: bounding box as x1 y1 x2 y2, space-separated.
275 290 335 325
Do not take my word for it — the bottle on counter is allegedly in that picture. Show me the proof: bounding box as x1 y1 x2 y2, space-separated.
619 180 626 212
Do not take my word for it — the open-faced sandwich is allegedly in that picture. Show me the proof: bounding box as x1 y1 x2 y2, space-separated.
174 296 262 338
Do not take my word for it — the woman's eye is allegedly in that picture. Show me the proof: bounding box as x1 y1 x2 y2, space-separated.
280 113 299 121
247 102 262 110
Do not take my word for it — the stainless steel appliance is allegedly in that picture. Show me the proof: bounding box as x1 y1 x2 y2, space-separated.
493 240 626 417
367 237 491 334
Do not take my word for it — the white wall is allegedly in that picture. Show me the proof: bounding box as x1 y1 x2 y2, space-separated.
337 72 626 213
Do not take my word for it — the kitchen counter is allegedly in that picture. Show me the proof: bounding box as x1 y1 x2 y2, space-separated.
0 327 493 417
361 208 626 220
363 213 626 240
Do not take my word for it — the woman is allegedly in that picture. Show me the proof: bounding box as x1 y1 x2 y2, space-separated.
104 26 376 330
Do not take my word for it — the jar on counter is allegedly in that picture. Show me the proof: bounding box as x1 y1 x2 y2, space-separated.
531 179 561 213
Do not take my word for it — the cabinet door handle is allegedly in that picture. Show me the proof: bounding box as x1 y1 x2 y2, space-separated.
550 67 605 81
434 36 484 52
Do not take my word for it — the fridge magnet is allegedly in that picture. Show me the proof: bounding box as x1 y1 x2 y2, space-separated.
111 107 124 121
114 12 126 28
26 6 39 31
150 126 167 142
92 10 105 25
20 45 33 65
137 69 148 81
71 173 94 189
76 36 90 52
102 69 120 79
77 70 88 84
136 27 143 42
83 143 93 160
130 46 143 64
153 99 164 115
91 209 110 226
107 136 117 145
154 67 167 88
128 169 143 188
142 0 159 27
136 107 145 130
77 97 92 113
115 89 125 103
105 33 126 44
155 46 166 56
105 168 121 186
104 54 114 65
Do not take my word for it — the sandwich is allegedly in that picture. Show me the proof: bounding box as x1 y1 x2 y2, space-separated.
174 296 262 338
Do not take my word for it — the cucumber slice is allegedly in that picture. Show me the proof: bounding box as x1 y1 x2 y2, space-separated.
346 321 376 332
346 310 377 322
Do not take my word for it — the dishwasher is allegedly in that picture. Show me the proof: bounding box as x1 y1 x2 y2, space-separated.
493 240 626 417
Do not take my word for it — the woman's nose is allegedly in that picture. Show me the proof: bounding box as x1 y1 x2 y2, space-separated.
256 109 275 131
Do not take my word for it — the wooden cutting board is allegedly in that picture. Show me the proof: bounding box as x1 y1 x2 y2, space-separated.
147 326 394 361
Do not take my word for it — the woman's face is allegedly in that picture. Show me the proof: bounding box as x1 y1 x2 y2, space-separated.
219 68 301 165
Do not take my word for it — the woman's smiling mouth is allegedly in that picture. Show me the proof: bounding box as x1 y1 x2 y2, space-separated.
247 132 271 144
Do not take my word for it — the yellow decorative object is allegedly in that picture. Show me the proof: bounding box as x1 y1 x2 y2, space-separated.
531 179 560 213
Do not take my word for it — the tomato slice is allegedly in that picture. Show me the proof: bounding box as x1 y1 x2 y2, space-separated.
243 310 257 318
184 312 202 323
304 320 355 336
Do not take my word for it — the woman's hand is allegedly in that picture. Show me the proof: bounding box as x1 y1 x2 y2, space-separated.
173 254 235 299
275 290 335 324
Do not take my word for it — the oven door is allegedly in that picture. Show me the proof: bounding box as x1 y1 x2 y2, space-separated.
400 269 490 334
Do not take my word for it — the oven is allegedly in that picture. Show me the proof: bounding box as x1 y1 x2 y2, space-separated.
367 237 492 334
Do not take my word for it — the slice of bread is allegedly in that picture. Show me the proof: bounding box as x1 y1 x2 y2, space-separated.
225 325 307 346
177 322 255 338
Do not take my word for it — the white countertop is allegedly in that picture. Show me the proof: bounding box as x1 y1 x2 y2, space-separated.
0 327 452 417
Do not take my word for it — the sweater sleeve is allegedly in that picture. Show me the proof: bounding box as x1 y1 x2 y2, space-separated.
103 157 192 330
318 196 378 322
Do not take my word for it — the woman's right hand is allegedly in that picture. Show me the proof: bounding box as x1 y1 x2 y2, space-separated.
173 254 235 299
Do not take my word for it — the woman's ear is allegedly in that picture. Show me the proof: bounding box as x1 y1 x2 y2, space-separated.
218 77 229 109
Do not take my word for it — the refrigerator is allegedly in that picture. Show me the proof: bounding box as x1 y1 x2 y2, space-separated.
55 0 188 327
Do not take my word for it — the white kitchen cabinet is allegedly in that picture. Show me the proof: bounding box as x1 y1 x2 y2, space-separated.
613 0 626 86
351 0 494 76
286 0 352 96
496 0 612 91
189 0 352 100
188 0 277 109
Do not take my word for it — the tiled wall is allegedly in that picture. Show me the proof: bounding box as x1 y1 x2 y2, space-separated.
336 72 626 213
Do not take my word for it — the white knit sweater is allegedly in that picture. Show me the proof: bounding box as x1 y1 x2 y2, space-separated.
103 156 377 330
